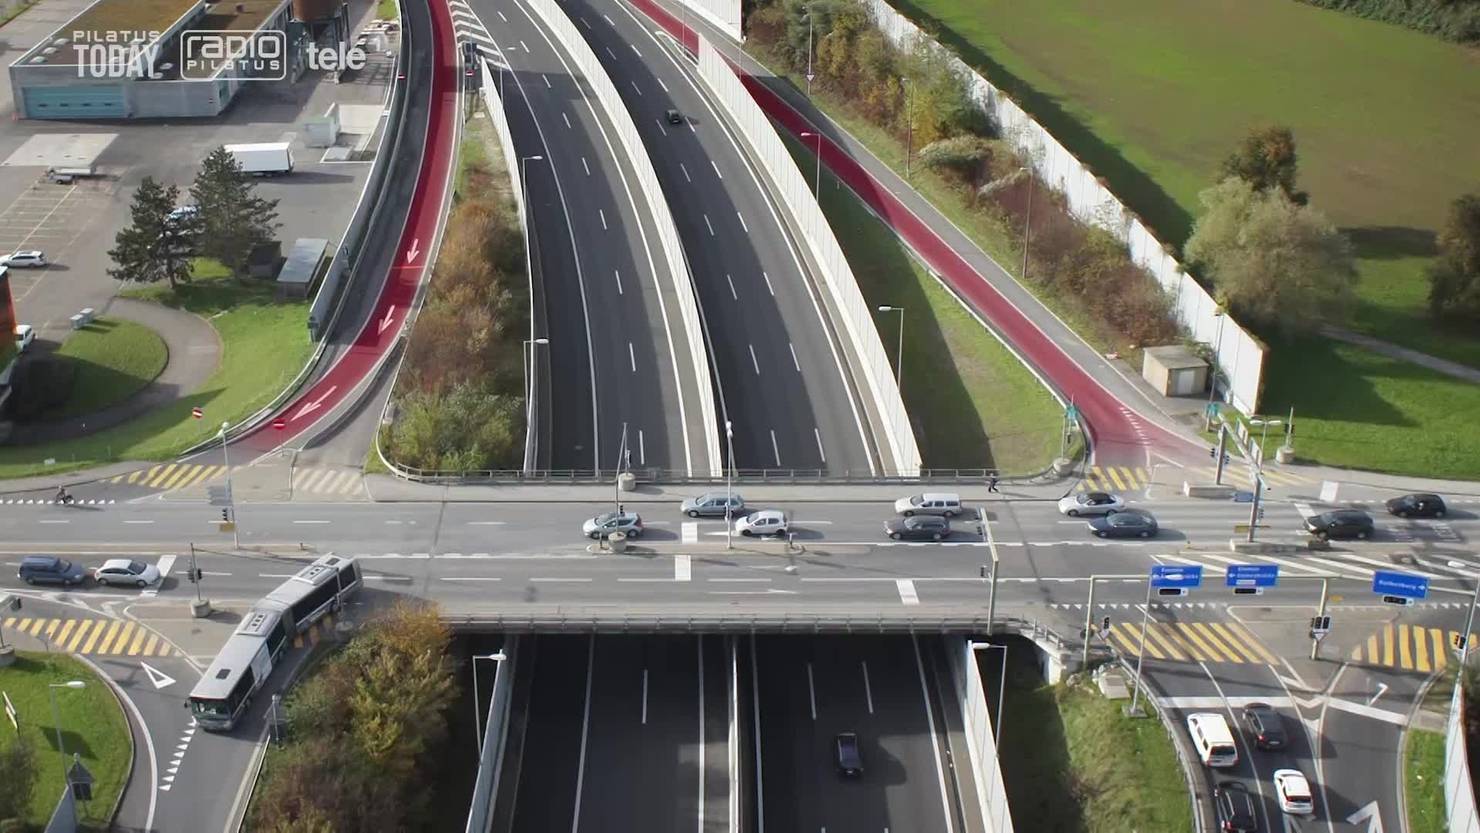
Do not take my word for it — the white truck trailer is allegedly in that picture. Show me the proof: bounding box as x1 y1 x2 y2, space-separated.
224 142 294 176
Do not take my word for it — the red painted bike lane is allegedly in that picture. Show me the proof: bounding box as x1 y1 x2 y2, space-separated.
631 0 1199 466
238 0 458 455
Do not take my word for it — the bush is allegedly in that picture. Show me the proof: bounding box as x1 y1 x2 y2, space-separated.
1296 0 1480 43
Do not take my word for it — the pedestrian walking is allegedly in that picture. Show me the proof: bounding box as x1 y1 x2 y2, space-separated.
987 473 1000 493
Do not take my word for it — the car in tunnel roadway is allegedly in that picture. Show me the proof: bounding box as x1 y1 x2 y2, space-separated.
835 732 863 776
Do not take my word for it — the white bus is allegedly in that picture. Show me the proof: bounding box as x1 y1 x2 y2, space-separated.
189 554 360 731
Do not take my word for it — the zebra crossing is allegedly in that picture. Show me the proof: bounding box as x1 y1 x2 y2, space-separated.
291 467 367 498
449 0 501 61
1 616 174 657
1348 623 1474 673
98 463 365 498
106 462 228 491
1078 464 1311 493
1105 618 1279 665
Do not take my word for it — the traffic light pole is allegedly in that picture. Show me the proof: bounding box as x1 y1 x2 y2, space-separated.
1127 576 1154 717
1246 472 1263 543
189 542 202 603
1214 423 1228 485
1310 578 1329 660
1081 574 1142 668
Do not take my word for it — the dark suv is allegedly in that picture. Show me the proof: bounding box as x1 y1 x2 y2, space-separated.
1304 509 1374 541
1242 702 1287 750
1214 781 1258 832
18 555 86 586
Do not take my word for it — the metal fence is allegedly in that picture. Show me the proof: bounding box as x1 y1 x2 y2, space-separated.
1447 680 1480 833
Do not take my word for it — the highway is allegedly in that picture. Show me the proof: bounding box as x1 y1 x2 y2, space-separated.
567 0 881 475
470 0 715 475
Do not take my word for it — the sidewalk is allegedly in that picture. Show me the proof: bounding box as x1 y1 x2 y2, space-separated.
1321 325 1480 385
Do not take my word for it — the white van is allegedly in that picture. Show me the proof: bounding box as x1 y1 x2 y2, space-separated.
1187 713 1238 767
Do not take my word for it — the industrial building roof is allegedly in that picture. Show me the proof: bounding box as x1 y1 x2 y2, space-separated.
20 0 287 66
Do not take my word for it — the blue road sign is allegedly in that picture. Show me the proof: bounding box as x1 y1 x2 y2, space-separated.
1151 565 1203 589
1372 570 1429 600
1232 491 1254 503
1226 564 1279 588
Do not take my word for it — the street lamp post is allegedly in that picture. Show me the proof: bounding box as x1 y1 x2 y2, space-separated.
1018 166 1034 279
471 651 507 759
47 681 85 784
800 132 823 197
1203 309 1226 432
523 337 549 449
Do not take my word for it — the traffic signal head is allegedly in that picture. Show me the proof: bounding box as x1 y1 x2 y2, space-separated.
220 508 229 522
1101 616 1111 631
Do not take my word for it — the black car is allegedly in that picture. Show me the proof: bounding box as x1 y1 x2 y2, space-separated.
884 515 951 541
1242 702 1287 751
1304 509 1374 540
1214 781 1258 832
1385 493 1447 519
835 732 863 776
1087 509 1158 539
665 108 684 125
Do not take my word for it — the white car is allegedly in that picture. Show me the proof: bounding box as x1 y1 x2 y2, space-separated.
1057 491 1124 517
15 324 35 353
1273 769 1314 815
0 250 48 268
735 510 788 537
92 558 161 588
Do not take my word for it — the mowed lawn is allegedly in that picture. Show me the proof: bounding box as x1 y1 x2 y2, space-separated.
50 317 169 419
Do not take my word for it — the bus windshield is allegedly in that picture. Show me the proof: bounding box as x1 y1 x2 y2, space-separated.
190 698 231 718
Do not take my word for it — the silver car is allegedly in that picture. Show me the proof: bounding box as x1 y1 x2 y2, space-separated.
893 493 963 517
735 510 788 537
1056 491 1124 517
582 511 643 539
681 492 744 518
0 250 47 268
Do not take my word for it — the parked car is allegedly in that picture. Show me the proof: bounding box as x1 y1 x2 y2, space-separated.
1057 491 1124 517
893 492 963 517
1242 702 1287 751
735 510 788 537
1303 509 1374 541
665 108 683 125
0 250 47 268
884 515 951 541
582 511 643 539
681 492 744 518
92 558 161 588
835 732 863 776
1213 781 1259 832
14 324 35 353
1273 769 1314 815
166 205 199 225
1088 509 1158 539
1385 493 1447 519
17 555 86 586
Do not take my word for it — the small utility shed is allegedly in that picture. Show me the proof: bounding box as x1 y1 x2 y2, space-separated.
1141 345 1208 397
277 238 329 299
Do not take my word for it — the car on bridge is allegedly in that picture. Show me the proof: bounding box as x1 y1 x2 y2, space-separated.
885 515 951 541
91 558 161 588
735 510 788 537
1057 491 1124 517
1303 509 1374 540
17 555 86 586
1385 492 1447 519
681 492 745 518
1273 769 1314 816
894 492 964 518
583 511 644 539
1087 509 1158 538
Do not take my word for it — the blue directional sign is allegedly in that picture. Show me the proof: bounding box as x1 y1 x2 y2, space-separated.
1150 565 1203 589
1226 564 1279 588
1372 570 1429 600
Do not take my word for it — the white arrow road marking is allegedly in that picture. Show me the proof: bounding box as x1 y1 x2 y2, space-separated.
293 385 339 420
1368 682 1389 706
1347 800 1383 833
140 662 177 690
405 239 421 263
378 305 397 334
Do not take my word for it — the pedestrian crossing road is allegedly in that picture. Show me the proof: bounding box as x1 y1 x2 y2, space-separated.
1078 464 1311 493
1106 618 1278 665
1347 623 1475 673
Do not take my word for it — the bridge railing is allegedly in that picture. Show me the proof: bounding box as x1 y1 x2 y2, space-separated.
371 465 1071 485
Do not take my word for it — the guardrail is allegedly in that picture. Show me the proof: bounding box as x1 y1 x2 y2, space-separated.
523 0 721 478
1446 677 1480 832
464 637 520 833
694 35 922 477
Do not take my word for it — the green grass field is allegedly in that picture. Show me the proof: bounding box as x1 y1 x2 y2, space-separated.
992 642 1192 832
0 652 131 829
49 317 168 420
0 263 312 479
376 0 399 20
1404 728 1447 833
781 134 1065 473
890 0 1480 367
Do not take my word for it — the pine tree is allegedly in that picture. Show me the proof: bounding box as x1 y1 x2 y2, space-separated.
190 146 281 277
107 176 193 289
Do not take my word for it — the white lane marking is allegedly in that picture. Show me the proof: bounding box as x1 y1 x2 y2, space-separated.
806 661 818 721
520 39 528 52
439 577 504 582
599 208 607 229
631 44 642 57
467 521 507 526
861 661 875 714
497 9 507 21
543 73 551 88
896 579 920 605
658 77 669 93
789 343 801 372
736 211 749 233
682 522 699 544
199 571 231 577
631 79 642 96
38 520 69 524
529 577 593 583
604 13 615 25
656 119 668 136
711 160 724 180
605 45 616 59
697 638 706 832
676 554 692 581
749 344 760 374
293 520 330 525
763 271 775 296
614 269 623 294
124 520 154 524
628 342 637 372
641 667 648 725
680 162 691 182
563 112 572 129
815 428 827 464
580 15 591 28
582 157 591 176
638 429 646 465
708 578 771 583
726 273 738 299
770 430 781 466
1293 502 1315 519
571 636 596 833
704 214 715 236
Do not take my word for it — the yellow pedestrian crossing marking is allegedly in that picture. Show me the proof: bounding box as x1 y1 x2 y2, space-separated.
2 617 173 657
1350 625 1472 672
106 463 229 491
1078 464 1311 493
1108 620 1277 665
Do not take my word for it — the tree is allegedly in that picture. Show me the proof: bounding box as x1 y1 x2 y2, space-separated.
1221 126 1307 205
1185 177 1356 332
190 146 280 277
1429 193 1480 320
107 177 195 288
0 735 39 823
